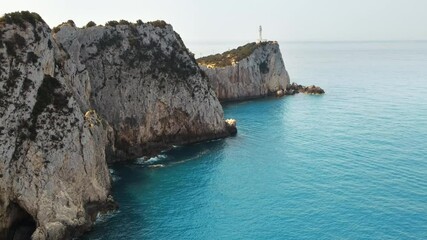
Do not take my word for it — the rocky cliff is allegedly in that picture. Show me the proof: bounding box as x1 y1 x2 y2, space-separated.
54 20 230 160
0 12 114 239
198 41 290 101
0 12 234 239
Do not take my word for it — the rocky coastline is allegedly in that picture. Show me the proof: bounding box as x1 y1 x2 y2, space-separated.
198 41 290 101
0 11 235 240
198 41 324 102
282 82 325 96
0 11 321 240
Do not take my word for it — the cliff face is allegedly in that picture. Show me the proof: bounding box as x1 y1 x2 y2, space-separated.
55 21 228 160
1 12 233 239
0 13 112 239
198 41 290 101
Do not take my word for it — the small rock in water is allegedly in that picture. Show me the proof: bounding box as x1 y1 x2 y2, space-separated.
225 119 237 135
286 82 325 95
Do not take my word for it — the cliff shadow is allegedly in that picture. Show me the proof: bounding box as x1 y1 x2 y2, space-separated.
1 202 36 240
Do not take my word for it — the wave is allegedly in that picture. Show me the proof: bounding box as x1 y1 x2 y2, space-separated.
135 154 168 165
94 210 120 225
109 168 121 182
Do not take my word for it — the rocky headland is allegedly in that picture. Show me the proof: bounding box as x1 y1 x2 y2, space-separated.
0 12 235 240
0 11 322 240
197 41 324 101
197 41 290 101
53 19 233 161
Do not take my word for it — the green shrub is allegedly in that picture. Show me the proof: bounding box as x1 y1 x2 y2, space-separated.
86 21 96 28
119 20 131 25
32 75 62 119
136 19 143 25
21 78 34 92
4 41 16 56
259 60 269 74
97 31 123 51
6 69 21 89
0 11 44 29
52 26 61 33
33 29 41 42
52 20 76 33
105 20 119 27
2 33 26 58
30 75 70 140
148 20 167 29
66 20 76 27
197 41 269 67
12 33 26 48
26 51 38 64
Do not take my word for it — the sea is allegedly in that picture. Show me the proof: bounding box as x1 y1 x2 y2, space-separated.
82 41 427 239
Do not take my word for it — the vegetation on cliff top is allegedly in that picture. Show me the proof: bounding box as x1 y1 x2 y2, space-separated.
147 20 168 29
53 20 76 33
85 21 97 28
197 41 270 68
0 11 44 29
52 18 167 33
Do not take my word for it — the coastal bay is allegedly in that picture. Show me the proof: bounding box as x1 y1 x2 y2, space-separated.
83 41 427 239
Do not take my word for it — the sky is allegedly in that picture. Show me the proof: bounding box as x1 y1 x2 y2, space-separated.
1 0 427 44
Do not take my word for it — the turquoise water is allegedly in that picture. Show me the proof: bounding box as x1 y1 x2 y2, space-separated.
84 41 427 239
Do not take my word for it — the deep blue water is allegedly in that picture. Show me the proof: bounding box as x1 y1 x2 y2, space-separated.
83 41 427 239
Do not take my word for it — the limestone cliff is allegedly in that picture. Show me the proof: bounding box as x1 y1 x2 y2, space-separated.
1 12 234 239
0 12 113 239
198 41 290 101
54 20 229 160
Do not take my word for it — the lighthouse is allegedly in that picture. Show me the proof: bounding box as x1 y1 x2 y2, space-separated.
258 25 263 43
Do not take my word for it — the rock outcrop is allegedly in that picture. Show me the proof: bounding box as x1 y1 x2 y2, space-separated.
54 20 230 161
225 119 237 135
1 12 234 239
285 82 325 95
197 41 290 101
0 12 114 239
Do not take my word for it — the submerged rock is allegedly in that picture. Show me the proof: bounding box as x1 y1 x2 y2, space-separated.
198 41 290 101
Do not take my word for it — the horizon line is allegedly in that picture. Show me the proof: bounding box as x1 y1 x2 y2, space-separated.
186 39 427 44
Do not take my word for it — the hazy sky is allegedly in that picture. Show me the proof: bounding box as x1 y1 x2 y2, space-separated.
1 0 426 43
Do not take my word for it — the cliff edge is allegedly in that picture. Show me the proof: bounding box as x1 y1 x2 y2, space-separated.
0 12 235 239
197 41 290 101
54 20 230 161
0 12 114 239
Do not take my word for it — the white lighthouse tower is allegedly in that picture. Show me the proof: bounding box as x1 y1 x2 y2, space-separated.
258 25 263 43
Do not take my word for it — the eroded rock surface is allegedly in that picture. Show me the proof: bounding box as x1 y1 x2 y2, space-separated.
198 41 290 101
55 21 229 160
0 12 113 239
1 12 233 240
285 82 325 95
